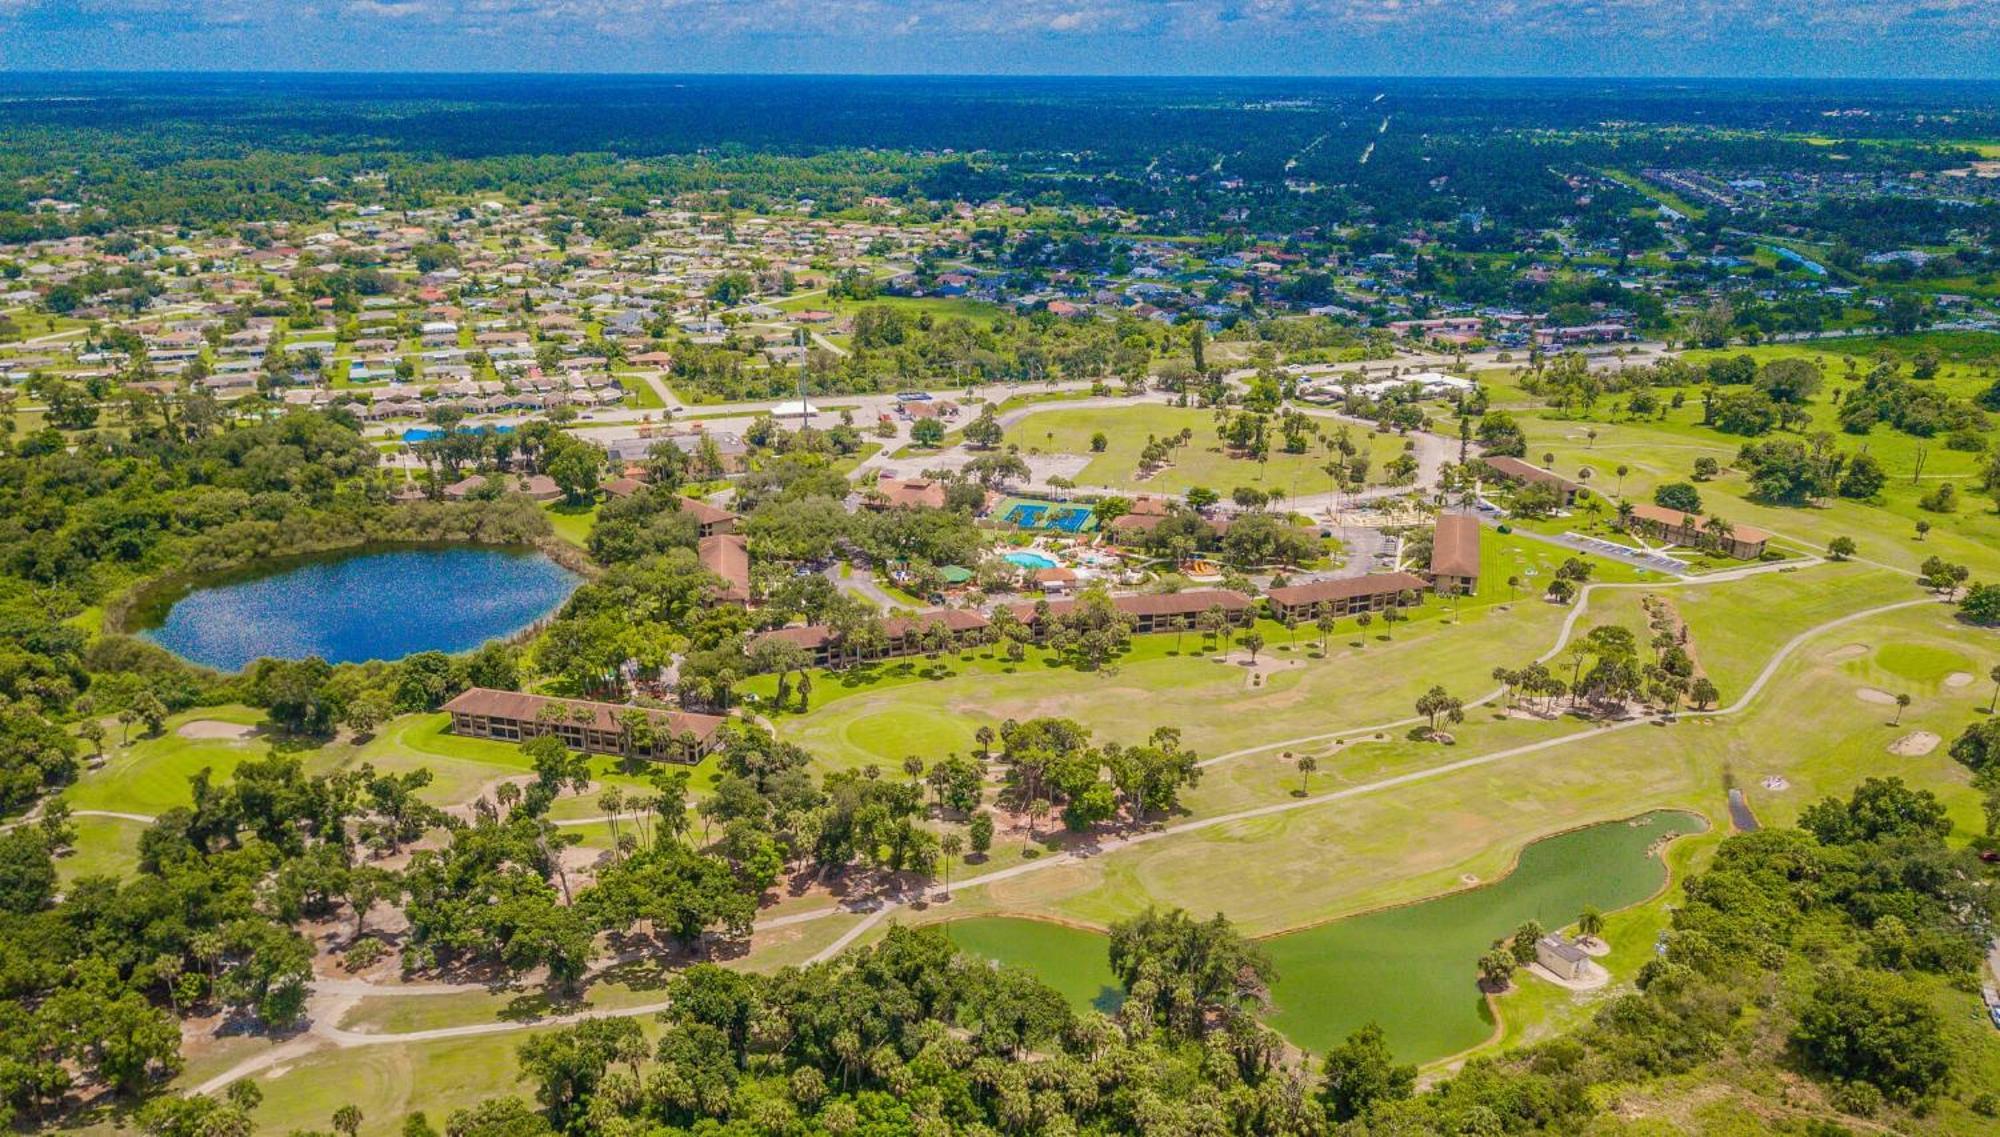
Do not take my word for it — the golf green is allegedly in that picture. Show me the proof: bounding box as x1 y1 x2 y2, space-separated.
945 918 1125 1014
1262 810 1704 1062
942 812 1701 1064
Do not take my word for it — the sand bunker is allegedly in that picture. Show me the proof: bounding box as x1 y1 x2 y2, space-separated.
1854 688 1897 705
176 720 259 740
1823 643 1869 663
1760 775 1790 791
1889 731 1941 757
1944 672 1975 689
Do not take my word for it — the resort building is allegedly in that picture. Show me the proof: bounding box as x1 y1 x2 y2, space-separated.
867 473 950 511
1624 503 1770 559
750 608 993 669
698 533 751 605
679 497 739 537
441 687 726 763
1429 513 1482 595
1264 572 1428 623
1480 456 1585 507
1004 589 1256 636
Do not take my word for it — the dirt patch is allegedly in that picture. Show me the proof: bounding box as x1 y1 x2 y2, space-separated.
1216 649 1303 689
1854 687 1896 705
176 719 260 741
1944 671 1975 689
1889 731 1941 757
1822 643 1869 663
444 773 548 819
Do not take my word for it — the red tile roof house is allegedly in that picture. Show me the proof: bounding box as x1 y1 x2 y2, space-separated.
442 688 725 763
679 497 739 537
1265 572 1428 623
1479 456 1586 507
1428 514 1483 595
1033 566 1078 593
1105 496 1230 542
868 474 949 511
698 533 752 605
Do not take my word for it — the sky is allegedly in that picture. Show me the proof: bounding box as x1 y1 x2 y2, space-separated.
1 0 1998 78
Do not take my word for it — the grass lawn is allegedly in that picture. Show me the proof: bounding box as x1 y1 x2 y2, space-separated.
543 501 598 548
750 594 1576 773
772 294 1008 325
889 599 1992 961
56 815 148 883
1004 403 1413 498
1470 369 2000 583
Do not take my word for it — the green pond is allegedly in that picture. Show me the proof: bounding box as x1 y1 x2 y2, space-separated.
946 918 1125 1014
945 810 1703 1064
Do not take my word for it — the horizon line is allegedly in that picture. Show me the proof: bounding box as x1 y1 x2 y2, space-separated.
3 68 1999 84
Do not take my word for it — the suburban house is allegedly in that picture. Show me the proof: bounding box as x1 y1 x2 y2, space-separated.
1265 572 1428 623
679 497 739 537
1429 513 1482 595
1535 933 1592 982
441 688 726 763
1480 456 1586 507
1625 503 1771 559
698 533 751 605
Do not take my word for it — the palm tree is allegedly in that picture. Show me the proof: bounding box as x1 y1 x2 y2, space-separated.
598 787 625 862
1893 692 1911 725
1477 949 1515 992
1239 629 1266 663
1295 754 1318 797
939 832 964 898
1576 906 1605 946
1988 664 2000 715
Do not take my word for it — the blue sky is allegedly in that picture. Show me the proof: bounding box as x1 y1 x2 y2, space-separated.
1 0 1996 77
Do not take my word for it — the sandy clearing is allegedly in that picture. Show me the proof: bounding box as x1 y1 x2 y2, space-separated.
1888 731 1941 757
1854 687 1897 705
1822 643 1869 663
176 720 259 740
1944 671 1975 689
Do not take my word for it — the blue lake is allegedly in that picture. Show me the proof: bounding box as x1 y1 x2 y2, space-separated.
137 546 580 671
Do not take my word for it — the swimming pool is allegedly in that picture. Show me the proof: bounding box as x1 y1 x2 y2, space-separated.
401 424 516 443
1004 551 1059 570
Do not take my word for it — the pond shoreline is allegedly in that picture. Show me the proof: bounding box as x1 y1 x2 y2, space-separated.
104 531 589 644
116 541 582 673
